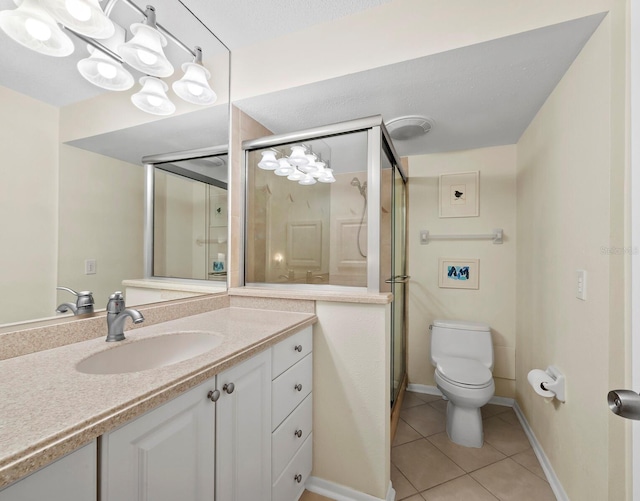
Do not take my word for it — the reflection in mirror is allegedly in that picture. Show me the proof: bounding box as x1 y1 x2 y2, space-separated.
149 149 228 282
0 0 230 327
246 132 369 288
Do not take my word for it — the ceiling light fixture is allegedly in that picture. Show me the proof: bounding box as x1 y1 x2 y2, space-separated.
0 0 218 116
42 0 115 39
0 0 74 56
257 146 336 185
385 116 434 141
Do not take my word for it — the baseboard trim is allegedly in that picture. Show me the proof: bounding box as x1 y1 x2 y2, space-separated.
513 402 568 501
406 383 515 407
306 477 395 501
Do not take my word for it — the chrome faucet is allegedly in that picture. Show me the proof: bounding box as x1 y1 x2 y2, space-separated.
56 286 94 315
105 291 144 342
278 269 295 282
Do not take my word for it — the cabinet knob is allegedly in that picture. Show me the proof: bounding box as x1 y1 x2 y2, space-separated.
294 345 303 352
294 474 303 483
294 383 303 392
207 390 220 402
294 429 303 438
223 382 235 394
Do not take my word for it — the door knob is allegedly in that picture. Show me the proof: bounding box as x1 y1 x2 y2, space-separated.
608 390 640 420
223 383 235 394
207 390 220 402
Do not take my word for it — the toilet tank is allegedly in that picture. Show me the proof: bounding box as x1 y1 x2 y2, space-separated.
430 319 494 369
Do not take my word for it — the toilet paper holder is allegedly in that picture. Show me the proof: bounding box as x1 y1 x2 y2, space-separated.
533 366 566 402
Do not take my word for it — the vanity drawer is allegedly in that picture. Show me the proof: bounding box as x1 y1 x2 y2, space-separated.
272 326 312 379
272 433 312 501
272 353 312 430
272 393 312 479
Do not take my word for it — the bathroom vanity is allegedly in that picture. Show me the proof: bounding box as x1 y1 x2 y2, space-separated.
0 307 315 501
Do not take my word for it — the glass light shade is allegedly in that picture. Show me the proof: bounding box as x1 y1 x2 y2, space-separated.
318 168 336 183
287 145 309 167
0 0 74 56
42 0 114 39
311 161 326 178
258 150 279 170
299 174 317 186
287 169 304 181
77 45 134 90
118 23 173 77
274 158 294 176
172 62 216 105
131 76 175 116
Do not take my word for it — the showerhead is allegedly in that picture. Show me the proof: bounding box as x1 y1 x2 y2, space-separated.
351 177 361 187
351 177 367 197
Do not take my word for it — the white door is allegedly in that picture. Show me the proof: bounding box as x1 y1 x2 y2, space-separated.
100 379 216 501
216 349 272 501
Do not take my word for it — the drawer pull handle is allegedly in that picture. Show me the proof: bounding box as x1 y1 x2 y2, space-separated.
294 383 303 392
207 390 220 402
294 474 303 483
223 383 235 394
294 429 303 438
294 345 303 352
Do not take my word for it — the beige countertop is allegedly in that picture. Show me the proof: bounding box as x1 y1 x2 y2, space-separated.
0 307 316 489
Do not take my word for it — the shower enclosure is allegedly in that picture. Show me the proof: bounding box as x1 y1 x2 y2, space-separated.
242 116 408 408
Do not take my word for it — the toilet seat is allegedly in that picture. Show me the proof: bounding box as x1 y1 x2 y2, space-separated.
436 356 493 389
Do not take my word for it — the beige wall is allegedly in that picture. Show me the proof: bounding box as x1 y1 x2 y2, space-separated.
515 9 628 500
57 146 144 309
407 145 517 398
0 86 59 324
313 301 390 499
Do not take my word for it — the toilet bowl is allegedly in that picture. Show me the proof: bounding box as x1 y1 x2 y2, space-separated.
430 320 494 448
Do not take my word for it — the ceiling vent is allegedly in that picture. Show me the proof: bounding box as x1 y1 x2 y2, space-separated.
385 116 434 141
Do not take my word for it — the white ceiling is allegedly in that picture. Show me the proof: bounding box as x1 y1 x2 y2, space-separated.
0 1 606 160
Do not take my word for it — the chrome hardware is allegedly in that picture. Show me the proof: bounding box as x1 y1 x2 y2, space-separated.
384 275 411 284
294 345 303 352
294 429 302 438
105 292 144 342
223 383 235 394
608 390 640 420
294 383 303 392
294 474 302 483
56 286 95 315
207 390 220 402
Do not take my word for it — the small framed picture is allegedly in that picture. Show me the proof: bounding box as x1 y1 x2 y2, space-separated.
438 258 480 289
439 171 479 218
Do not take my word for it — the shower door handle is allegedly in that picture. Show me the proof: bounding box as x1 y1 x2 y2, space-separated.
608 390 640 420
385 275 411 284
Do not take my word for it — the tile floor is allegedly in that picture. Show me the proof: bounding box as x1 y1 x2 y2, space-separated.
392 391 556 500
302 391 556 501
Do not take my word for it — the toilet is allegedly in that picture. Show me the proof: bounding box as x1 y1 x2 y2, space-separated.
430 319 495 448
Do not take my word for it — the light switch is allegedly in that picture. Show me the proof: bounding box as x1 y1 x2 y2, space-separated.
85 259 97 275
420 230 429 245
576 269 586 300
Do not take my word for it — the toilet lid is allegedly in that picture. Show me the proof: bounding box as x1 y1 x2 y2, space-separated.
436 357 492 387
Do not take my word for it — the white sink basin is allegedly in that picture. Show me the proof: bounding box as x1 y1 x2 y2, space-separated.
76 331 223 375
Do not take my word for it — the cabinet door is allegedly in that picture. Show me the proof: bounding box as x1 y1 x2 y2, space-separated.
216 349 271 501
100 378 216 501
0 441 96 501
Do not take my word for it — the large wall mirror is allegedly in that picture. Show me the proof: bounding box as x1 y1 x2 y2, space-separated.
0 0 230 326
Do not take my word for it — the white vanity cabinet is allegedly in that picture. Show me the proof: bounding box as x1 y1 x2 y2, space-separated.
100 378 216 501
0 441 96 501
271 326 313 501
215 349 272 501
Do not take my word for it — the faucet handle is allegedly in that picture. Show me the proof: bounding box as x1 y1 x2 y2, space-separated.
57 286 94 312
107 291 125 314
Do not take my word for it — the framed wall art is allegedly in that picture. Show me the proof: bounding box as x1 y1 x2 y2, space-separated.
439 171 479 218
438 258 480 289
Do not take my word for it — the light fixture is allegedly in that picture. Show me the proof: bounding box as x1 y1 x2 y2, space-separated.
287 146 309 167
299 174 317 186
385 116 434 141
0 0 74 56
118 5 173 78
172 46 217 106
42 0 114 39
258 150 279 170
131 76 175 115
318 168 336 183
274 158 295 177
77 25 133 90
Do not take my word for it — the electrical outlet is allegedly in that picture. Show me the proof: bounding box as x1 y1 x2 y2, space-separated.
576 269 586 300
85 259 97 275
